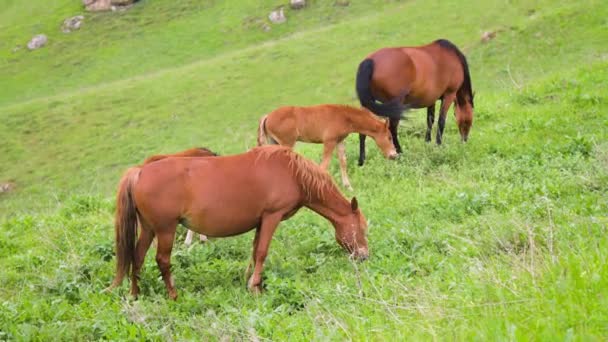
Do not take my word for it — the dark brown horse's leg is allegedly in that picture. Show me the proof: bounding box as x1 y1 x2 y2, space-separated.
248 212 282 294
130 226 155 298
389 117 402 153
436 94 456 145
155 229 178 300
358 134 367 166
425 104 436 143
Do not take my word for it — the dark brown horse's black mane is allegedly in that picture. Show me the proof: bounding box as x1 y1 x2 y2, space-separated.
436 39 474 108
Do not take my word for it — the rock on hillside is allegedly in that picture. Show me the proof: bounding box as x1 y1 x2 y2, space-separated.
83 0 138 12
27 34 47 50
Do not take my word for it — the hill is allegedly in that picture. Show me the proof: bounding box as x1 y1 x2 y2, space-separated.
1 0 607 339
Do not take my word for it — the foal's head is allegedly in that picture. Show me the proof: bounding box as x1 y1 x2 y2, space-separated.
372 119 398 160
455 94 474 142
334 197 369 261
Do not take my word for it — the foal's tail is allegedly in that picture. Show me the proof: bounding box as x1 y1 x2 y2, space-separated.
107 167 140 291
257 115 269 146
356 58 403 119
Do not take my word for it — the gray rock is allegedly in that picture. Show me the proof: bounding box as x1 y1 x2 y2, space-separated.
290 0 306 10
269 7 286 24
84 0 136 12
85 0 110 11
62 15 84 33
27 34 48 50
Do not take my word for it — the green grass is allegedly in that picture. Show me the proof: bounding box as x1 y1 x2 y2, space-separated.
1 0 607 340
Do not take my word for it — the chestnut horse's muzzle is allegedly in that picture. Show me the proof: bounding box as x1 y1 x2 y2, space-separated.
353 248 369 261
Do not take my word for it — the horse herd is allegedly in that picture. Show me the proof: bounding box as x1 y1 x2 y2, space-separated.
107 39 475 300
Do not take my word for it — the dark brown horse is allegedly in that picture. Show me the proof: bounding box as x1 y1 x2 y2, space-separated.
141 147 218 245
356 39 474 165
107 146 368 300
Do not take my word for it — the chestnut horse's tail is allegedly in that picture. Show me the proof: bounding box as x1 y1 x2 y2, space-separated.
436 39 474 108
107 167 140 290
257 115 269 146
356 58 403 119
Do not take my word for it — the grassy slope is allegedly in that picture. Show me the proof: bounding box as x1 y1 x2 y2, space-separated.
1 0 607 340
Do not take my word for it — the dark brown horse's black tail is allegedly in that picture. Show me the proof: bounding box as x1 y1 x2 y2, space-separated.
436 39 474 108
356 58 403 119
106 167 140 291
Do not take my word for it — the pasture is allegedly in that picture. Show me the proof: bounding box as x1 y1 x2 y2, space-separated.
1 0 607 339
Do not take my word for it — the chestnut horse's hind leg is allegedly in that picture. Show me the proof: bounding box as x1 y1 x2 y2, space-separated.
389 117 402 153
358 134 367 166
337 141 353 191
248 213 283 294
436 93 456 145
425 104 436 143
130 226 155 298
155 229 178 300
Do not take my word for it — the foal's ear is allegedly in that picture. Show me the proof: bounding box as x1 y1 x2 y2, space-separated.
350 197 359 211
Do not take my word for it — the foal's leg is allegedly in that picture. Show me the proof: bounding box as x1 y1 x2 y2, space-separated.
337 141 353 191
425 104 436 143
436 93 456 145
245 227 261 282
184 230 194 246
248 213 283 294
358 134 367 166
389 117 402 153
319 141 337 171
130 226 155 298
155 229 178 300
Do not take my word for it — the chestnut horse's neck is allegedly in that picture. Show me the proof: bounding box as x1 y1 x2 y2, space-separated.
344 107 387 138
304 186 352 227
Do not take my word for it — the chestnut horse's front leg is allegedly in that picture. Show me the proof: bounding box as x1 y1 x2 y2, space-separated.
247 212 283 294
337 141 353 191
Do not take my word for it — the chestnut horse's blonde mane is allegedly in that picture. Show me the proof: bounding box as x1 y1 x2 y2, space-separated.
253 146 336 201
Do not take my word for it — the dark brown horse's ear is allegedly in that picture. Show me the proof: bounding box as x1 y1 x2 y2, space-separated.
351 197 358 211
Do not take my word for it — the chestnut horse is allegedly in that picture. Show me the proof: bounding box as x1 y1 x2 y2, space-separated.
141 147 218 245
107 146 368 300
257 104 398 190
356 39 475 165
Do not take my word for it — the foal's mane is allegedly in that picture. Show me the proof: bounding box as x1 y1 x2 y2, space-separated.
254 146 336 201
436 39 474 108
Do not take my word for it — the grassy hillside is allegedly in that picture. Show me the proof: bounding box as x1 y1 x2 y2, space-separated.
1 0 607 340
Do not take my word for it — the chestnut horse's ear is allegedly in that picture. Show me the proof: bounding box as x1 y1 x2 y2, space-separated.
350 197 359 211
385 119 390 128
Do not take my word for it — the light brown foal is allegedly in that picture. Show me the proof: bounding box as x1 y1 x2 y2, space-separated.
257 104 398 190
108 146 368 300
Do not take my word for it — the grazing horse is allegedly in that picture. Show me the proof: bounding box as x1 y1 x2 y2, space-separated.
141 147 218 245
107 146 368 300
257 104 398 190
356 39 475 165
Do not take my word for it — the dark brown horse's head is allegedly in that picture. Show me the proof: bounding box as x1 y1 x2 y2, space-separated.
455 94 474 142
334 197 369 261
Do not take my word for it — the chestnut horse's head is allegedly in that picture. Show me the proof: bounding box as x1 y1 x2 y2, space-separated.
372 119 398 160
334 197 369 261
455 93 474 142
